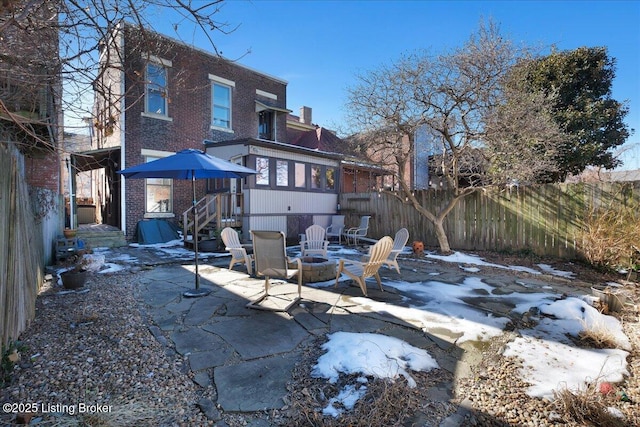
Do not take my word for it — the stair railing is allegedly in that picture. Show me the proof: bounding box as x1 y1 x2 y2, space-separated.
183 194 217 243
182 193 244 244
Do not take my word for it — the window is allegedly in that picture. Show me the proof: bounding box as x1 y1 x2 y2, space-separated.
276 160 288 186
212 82 232 129
208 178 231 193
326 167 335 190
145 157 172 212
256 157 269 185
295 162 306 188
146 62 168 116
311 166 322 189
258 110 274 140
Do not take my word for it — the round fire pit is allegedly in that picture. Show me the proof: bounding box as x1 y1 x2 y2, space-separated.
291 257 336 283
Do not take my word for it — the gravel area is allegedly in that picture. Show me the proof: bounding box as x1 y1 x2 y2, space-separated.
1 258 639 426
454 321 640 426
0 271 215 426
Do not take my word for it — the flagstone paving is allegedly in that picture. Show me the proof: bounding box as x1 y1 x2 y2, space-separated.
116 244 597 424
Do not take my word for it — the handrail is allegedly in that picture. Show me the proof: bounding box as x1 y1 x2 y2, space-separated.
182 193 244 244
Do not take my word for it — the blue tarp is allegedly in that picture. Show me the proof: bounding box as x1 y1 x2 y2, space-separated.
135 219 180 244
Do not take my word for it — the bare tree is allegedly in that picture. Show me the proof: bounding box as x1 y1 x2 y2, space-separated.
1 0 236 152
345 21 562 253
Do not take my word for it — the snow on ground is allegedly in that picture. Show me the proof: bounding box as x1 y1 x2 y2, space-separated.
92 243 630 415
311 249 629 414
502 296 631 399
311 331 439 417
352 278 512 343
536 263 577 279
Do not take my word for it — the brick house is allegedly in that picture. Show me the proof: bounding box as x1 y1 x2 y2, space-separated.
1 0 64 260
286 107 392 194
91 24 338 241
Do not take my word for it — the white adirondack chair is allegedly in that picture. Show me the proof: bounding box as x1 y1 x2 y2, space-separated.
365 228 409 274
301 224 329 258
334 236 393 296
221 227 253 275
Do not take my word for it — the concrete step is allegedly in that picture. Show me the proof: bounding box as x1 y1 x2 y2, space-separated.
76 230 127 249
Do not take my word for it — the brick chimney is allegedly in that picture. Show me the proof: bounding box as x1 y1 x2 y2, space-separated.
300 106 312 125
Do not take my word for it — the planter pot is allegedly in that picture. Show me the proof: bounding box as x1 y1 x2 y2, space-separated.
591 285 627 313
63 228 77 239
198 239 219 252
61 270 88 290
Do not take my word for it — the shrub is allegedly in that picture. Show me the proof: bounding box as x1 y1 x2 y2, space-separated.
580 191 640 274
1 340 26 387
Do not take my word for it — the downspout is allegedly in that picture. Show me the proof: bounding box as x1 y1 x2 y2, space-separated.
118 26 127 235
67 158 75 228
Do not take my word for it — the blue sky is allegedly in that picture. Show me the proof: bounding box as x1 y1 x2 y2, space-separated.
154 1 640 170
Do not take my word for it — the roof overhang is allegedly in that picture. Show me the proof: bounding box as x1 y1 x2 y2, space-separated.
255 100 291 115
204 138 343 161
341 158 391 176
71 147 120 172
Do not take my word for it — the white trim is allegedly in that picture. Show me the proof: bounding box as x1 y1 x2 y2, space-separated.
208 74 236 87
141 148 175 158
256 89 277 100
144 60 170 117
210 125 235 134
141 112 173 121
141 150 175 215
211 79 233 130
144 212 175 219
255 99 291 114
120 30 127 235
147 54 172 67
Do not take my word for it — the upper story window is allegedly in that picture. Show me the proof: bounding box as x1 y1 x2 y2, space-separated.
258 110 274 140
255 90 290 142
145 57 171 117
210 74 235 130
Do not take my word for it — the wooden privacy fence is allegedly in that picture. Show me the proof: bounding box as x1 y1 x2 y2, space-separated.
340 181 640 259
1 144 44 348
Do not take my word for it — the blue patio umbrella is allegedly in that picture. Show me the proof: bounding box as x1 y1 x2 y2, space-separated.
118 149 257 296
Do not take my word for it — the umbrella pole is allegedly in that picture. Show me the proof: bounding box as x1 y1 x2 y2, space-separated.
184 174 209 298
194 174 200 289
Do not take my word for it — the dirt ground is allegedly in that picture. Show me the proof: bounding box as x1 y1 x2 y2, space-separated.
450 248 626 285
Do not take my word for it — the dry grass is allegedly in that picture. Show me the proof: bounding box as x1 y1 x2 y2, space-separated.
551 384 629 427
553 288 640 427
281 338 453 427
577 318 624 350
580 195 640 275
578 329 621 350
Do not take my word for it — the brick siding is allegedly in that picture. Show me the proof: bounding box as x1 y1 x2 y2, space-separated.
118 26 288 238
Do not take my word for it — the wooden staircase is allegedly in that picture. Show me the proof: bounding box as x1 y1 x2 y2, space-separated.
182 193 244 249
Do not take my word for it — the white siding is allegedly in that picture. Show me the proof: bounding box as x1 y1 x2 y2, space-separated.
248 189 337 214
312 215 332 228
248 216 287 235
206 145 249 160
